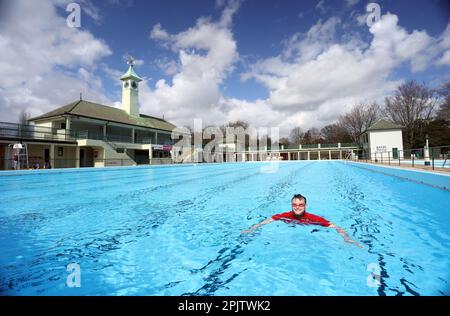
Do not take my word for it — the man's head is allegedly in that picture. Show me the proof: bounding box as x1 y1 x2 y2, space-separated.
291 194 307 216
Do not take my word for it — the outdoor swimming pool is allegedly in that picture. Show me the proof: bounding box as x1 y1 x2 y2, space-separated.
0 161 449 295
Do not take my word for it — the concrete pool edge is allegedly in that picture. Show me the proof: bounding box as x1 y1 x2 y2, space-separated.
347 161 450 191
0 161 287 176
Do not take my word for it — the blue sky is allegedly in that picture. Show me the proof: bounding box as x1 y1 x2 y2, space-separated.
1 0 450 135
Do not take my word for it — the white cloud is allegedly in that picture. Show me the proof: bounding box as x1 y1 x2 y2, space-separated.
134 59 145 66
316 0 328 14
0 0 112 122
155 59 179 76
142 7 450 136
236 13 450 134
142 1 240 124
438 50 450 66
345 0 359 7
150 23 172 42
436 24 450 66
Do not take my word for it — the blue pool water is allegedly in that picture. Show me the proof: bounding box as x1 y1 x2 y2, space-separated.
0 161 449 296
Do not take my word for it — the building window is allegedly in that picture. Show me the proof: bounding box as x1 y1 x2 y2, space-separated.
58 147 64 157
61 123 66 129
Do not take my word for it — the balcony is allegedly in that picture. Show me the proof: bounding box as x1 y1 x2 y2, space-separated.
0 122 75 142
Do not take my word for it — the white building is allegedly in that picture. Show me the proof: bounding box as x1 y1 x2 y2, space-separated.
359 119 404 160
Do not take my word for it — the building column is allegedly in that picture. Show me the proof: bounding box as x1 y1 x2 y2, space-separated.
66 117 71 139
50 144 55 168
131 128 135 143
318 151 321 160
288 152 291 160
103 124 107 140
75 147 80 168
339 150 342 160
307 151 310 160
329 150 331 160
155 132 158 145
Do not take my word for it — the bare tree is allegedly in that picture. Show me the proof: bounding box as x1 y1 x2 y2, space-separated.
289 127 304 145
221 120 250 131
384 80 438 149
437 82 450 122
321 123 352 143
302 128 322 144
278 137 290 146
339 102 380 144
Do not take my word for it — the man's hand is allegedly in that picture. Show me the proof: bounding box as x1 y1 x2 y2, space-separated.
241 218 274 235
331 223 364 249
344 238 364 248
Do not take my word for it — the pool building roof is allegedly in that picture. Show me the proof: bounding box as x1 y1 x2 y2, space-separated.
362 119 403 134
28 99 177 132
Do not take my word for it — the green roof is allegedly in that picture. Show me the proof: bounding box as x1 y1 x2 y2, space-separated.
366 119 403 132
29 100 176 132
120 65 142 82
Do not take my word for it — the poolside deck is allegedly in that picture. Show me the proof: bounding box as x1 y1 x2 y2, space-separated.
356 160 450 175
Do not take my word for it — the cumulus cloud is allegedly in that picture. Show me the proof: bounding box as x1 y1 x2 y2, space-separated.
237 13 450 133
0 0 112 122
142 1 240 125
438 50 450 66
141 4 450 136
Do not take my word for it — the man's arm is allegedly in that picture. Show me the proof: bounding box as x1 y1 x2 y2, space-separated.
241 218 274 234
329 223 364 248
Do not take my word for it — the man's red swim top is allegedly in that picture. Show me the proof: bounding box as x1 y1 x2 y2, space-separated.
271 211 331 227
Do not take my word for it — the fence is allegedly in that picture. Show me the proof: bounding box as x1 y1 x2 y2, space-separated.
356 145 450 170
0 122 174 146
1 158 174 170
0 122 75 141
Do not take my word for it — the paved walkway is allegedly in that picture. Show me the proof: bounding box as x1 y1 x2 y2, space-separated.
356 160 450 175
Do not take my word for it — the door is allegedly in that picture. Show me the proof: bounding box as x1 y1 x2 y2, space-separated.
80 148 85 167
392 148 398 159
44 148 50 162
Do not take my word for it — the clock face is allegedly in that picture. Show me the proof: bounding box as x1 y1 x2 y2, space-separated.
124 81 130 88
131 81 138 89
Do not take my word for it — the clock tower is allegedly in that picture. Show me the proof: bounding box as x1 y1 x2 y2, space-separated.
120 56 142 117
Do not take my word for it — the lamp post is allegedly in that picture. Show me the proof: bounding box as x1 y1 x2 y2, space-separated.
424 134 430 166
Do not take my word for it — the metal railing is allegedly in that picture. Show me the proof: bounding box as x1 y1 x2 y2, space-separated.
301 144 319 149
75 130 173 145
1 157 173 170
0 122 75 142
0 121 175 145
340 143 357 147
320 143 339 148
355 145 450 170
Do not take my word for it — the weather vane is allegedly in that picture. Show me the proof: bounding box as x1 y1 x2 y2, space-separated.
126 55 135 67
